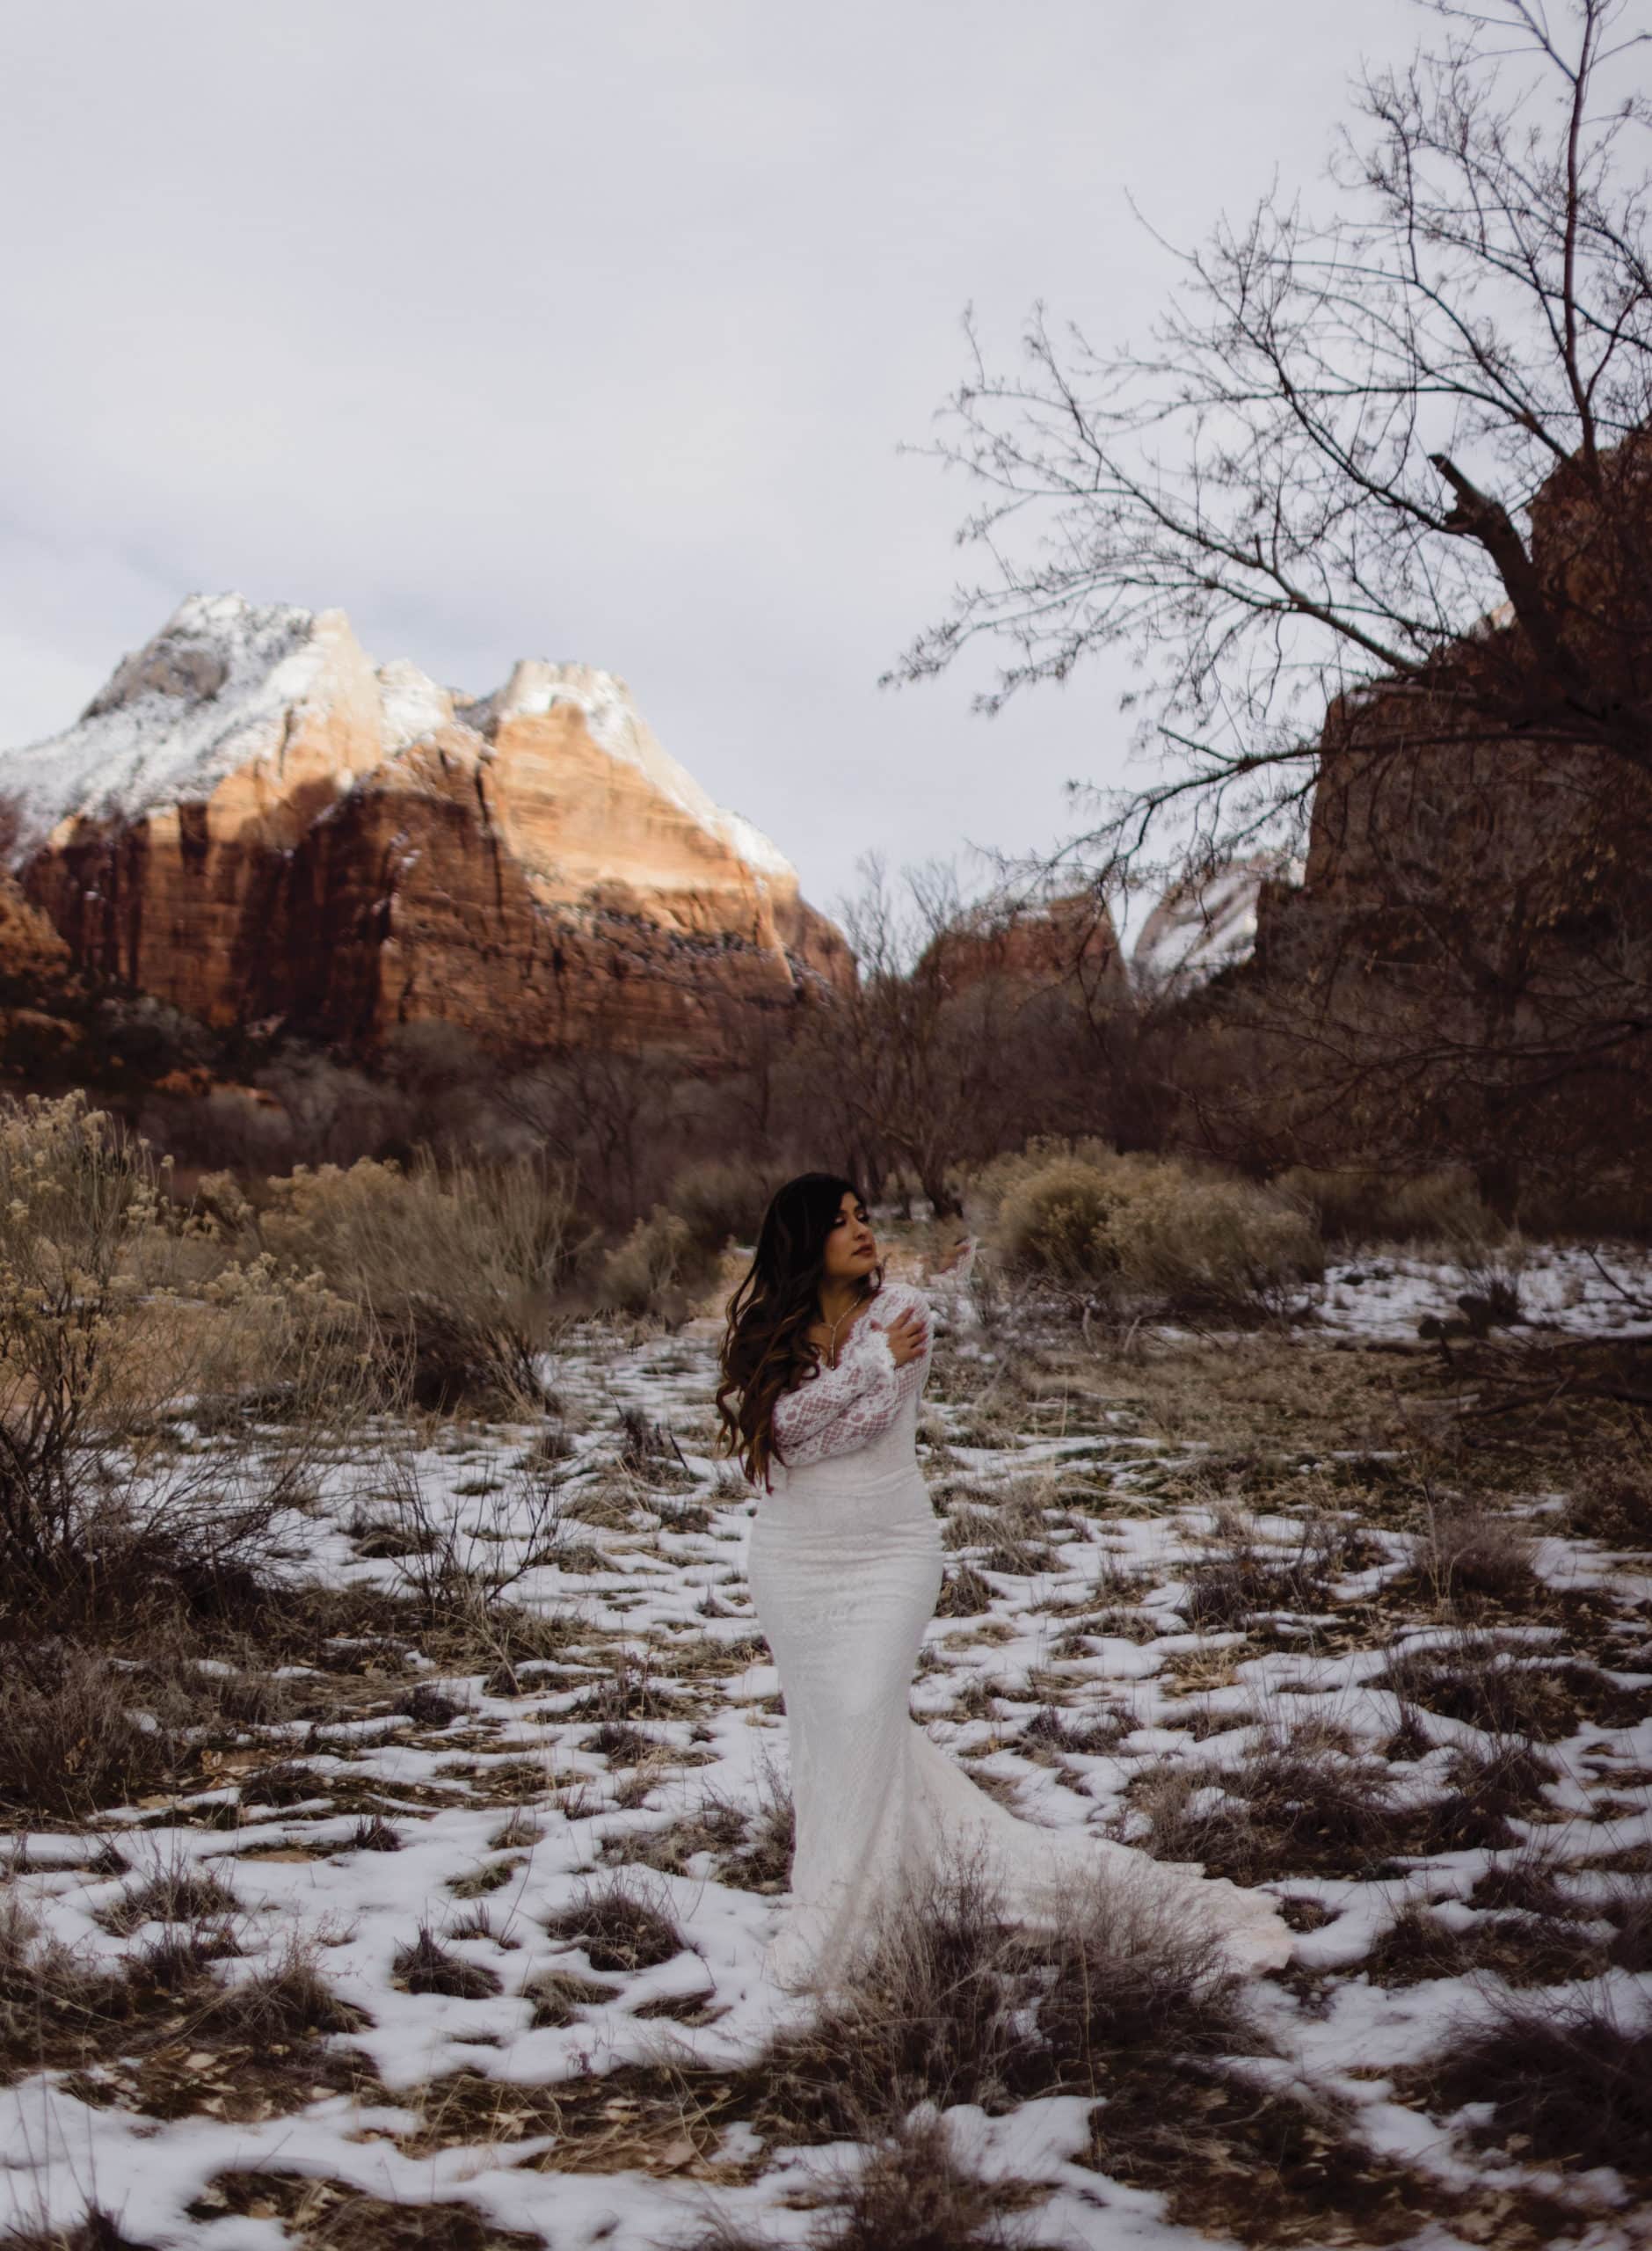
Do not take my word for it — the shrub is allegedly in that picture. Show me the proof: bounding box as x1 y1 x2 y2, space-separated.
987 1144 1321 1313
1110 1168 1323 1309
0 1643 179 1817
991 1149 1128 1286
753 1855 1256 2142
1273 1165 1500 1246
596 1206 716 1320
1415 1990 1652 2180
0 1096 175 1599
0 1097 348 1625
543 1877 686 1973
665 1158 776 1251
246 1153 587 1410
390 1926 502 2000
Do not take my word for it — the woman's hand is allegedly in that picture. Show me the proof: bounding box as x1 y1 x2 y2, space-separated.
884 1304 928 1366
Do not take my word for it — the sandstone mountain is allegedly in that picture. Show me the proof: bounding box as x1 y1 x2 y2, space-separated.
927 889 1129 1009
4 596 849 1056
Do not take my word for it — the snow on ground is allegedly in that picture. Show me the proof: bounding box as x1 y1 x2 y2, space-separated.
2 1258 1649 2249
1311 1241 1652 1343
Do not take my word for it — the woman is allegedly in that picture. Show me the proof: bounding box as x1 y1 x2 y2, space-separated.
717 1171 1293 1991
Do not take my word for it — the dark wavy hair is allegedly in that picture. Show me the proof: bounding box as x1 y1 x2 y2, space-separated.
716 1171 881 1489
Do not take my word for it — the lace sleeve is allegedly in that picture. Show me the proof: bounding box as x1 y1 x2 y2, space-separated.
770 1292 927 1469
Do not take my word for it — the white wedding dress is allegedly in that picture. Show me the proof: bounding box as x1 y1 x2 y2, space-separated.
746 1278 1294 1991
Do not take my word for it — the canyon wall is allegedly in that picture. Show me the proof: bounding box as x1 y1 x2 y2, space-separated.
5 596 849 1057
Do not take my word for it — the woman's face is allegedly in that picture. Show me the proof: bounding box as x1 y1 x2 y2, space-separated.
819 1188 878 1283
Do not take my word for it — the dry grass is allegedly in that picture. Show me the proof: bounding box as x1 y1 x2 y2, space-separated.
98 1867 241 1937
1124 1727 1400 1883
1379 1635 1640 1740
390 1927 503 2000
676 2113 1039 2250
0 1644 184 1818
1179 1510 1346 1628
750 1854 1259 2144
187 2171 544 2251
2 2211 156 2251
522 1967 622 2028
542 1876 688 1973
1362 1902 1609 1988
1408 1502 1540 1614
1409 1989 1652 2182
190 1939 368 2042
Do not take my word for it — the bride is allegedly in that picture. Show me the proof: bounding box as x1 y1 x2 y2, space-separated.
717 1171 1294 1992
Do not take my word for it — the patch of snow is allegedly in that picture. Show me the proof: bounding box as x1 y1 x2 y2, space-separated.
475 658 797 884
1132 860 1276 995
375 659 454 750
0 593 329 857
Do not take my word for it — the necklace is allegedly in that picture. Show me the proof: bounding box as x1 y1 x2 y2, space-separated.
819 1294 862 1367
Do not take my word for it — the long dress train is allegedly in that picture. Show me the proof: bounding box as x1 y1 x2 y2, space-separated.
746 1278 1294 1991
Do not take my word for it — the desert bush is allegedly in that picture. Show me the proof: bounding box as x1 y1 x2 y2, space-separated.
596 1206 716 1321
986 1143 1321 1313
1181 1511 1343 1628
0 1643 181 1817
1126 1728 1398 1883
1410 1503 1538 1613
1414 1990 1652 2180
1274 1165 1500 1246
244 1152 587 1410
665 1157 776 1251
0 1097 341 1623
390 1926 502 2000
1111 1167 1323 1310
753 1855 1256 2142
0 1096 175 1598
543 1877 686 1973
986 1145 1127 1287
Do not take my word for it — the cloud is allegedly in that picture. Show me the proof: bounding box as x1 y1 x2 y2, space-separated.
0 0 1415 913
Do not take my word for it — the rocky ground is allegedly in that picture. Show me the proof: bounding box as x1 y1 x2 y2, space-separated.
3 1247 1649 2251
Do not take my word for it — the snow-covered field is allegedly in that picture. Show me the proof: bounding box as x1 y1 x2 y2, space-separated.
3 1254 1650 2250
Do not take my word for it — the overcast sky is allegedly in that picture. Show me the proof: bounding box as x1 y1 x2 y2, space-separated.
2 0 1422 924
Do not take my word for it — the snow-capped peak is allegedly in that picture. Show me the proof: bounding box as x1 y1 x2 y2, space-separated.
0 599 796 889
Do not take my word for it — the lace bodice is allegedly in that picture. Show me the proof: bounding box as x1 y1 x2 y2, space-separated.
769 1283 930 1470
767 1259 976 1476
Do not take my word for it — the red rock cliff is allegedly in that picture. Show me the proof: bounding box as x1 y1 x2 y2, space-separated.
5 596 850 1056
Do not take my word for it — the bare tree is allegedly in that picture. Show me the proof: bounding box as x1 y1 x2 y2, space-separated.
890 0 1652 878
785 858 1130 1211
891 0 1652 1203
